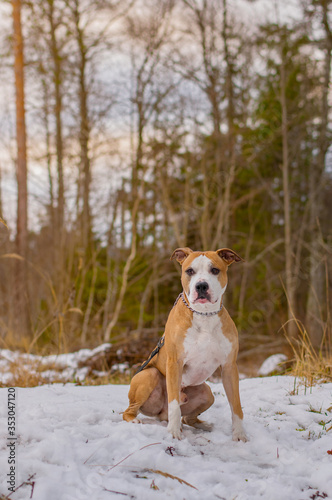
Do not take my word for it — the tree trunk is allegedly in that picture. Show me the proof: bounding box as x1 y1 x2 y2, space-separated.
0 165 3 219
12 0 30 338
41 72 56 270
102 194 119 335
48 0 65 307
73 0 92 251
212 0 235 249
280 53 297 340
306 0 332 349
81 256 98 344
104 194 140 340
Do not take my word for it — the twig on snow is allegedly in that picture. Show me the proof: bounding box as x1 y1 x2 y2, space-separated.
4 474 36 500
108 442 162 471
103 487 134 497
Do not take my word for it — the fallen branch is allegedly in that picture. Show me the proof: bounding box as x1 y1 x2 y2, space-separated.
4 474 36 500
102 487 134 497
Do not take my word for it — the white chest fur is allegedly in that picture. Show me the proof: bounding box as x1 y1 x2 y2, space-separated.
181 314 232 388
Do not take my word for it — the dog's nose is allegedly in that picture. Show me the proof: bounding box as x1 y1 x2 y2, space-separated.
195 281 209 295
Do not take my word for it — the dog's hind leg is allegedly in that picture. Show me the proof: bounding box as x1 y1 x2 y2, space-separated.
123 367 166 423
181 383 215 431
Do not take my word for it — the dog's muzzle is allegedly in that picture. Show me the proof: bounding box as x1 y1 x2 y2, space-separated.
195 281 209 297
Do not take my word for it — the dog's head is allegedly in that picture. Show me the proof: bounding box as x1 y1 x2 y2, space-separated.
170 247 243 313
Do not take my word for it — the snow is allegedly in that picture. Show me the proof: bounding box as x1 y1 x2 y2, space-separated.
1 376 332 500
258 354 288 376
0 344 123 384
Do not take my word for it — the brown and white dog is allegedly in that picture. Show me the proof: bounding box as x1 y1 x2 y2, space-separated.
123 247 248 442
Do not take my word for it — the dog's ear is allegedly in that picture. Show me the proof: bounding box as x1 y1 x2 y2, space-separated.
216 248 244 266
170 247 193 264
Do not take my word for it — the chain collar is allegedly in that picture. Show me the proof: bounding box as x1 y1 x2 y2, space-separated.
135 291 223 375
174 292 223 316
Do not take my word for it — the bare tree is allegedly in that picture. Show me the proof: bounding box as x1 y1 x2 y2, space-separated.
180 0 247 249
104 0 175 340
280 39 297 339
305 0 332 348
12 0 30 337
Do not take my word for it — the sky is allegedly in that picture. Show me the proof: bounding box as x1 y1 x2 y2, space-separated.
0 0 320 237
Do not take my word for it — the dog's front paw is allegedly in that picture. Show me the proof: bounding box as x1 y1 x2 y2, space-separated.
232 428 248 442
167 422 182 440
167 400 182 439
232 415 248 442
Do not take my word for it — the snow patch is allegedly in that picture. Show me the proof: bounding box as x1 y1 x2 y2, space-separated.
1 376 331 499
258 353 288 376
0 344 115 384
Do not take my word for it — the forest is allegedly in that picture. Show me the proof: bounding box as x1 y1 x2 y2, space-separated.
0 0 331 375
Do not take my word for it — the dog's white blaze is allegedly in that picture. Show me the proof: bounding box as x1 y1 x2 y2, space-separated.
187 255 226 313
167 399 181 438
181 315 232 387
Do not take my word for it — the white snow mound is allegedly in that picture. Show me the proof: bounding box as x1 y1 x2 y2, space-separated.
258 353 288 376
0 344 117 384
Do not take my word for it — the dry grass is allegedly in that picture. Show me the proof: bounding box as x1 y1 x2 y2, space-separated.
83 371 131 386
1 331 33 353
285 320 332 385
281 274 332 386
0 369 131 388
145 469 198 490
1 274 330 389
0 360 64 388
0 354 131 388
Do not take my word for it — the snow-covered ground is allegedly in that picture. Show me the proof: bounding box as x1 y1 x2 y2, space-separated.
0 344 126 385
1 376 332 500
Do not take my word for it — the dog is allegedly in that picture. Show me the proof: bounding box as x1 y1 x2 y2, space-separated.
123 247 248 441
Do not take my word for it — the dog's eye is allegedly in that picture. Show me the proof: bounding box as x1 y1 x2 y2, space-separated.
185 268 195 276
211 267 220 275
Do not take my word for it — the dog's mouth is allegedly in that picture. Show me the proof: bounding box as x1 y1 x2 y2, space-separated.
194 296 211 304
